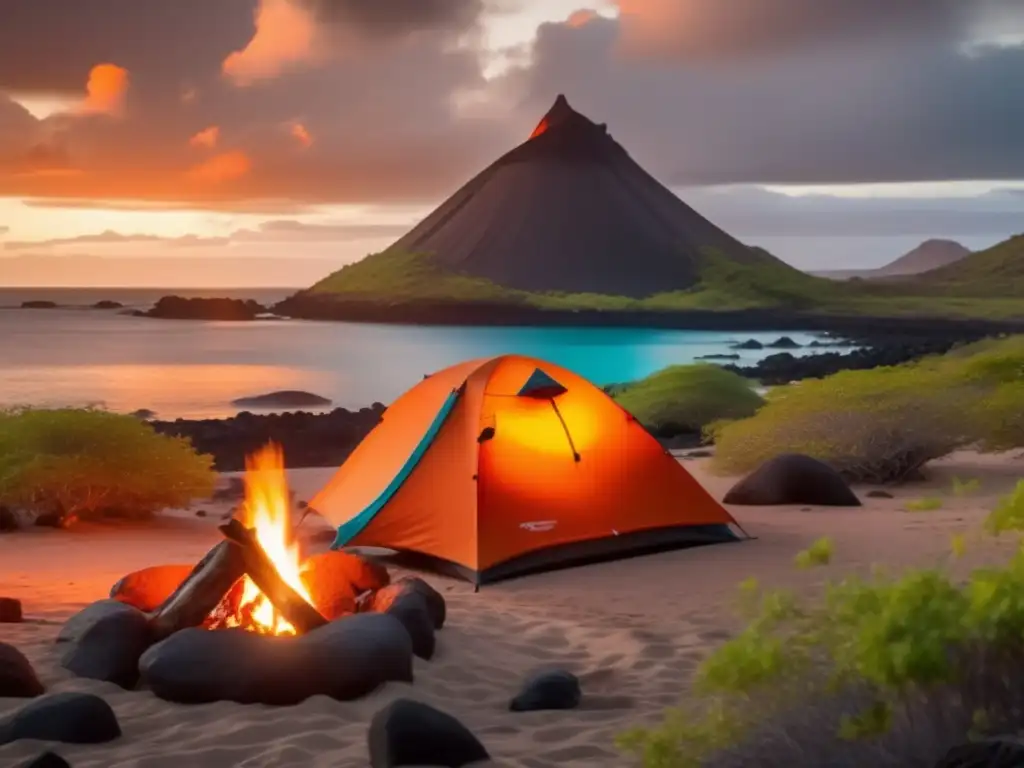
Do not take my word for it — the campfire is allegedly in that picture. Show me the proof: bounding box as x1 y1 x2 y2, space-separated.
147 442 330 642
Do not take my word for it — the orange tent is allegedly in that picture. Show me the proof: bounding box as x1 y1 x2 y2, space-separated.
311 355 744 584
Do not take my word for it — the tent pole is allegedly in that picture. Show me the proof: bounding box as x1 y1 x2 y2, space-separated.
548 399 581 462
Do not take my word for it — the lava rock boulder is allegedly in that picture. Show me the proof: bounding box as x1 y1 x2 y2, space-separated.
509 669 582 712
0 692 121 745
0 642 45 698
368 699 489 768
57 600 143 645
140 613 414 705
369 584 436 661
17 752 72 768
110 564 192 612
723 454 861 507
60 603 152 689
0 596 23 623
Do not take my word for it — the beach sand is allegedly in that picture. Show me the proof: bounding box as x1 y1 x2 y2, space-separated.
1 451 1021 768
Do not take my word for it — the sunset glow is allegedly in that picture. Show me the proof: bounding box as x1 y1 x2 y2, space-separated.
80 63 129 117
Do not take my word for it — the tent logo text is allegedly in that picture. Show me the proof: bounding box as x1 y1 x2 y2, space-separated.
520 520 558 532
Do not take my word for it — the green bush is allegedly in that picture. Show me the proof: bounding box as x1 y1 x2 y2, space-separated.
618 482 1024 768
0 407 216 523
709 336 1024 483
613 365 764 437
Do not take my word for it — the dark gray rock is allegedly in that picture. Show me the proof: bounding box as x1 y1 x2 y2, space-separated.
0 692 121 745
723 454 862 507
0 597 22 622
767 336 801 349
509 669 581 712
57 600 142 645
394 577 446 630
0 642 44 698
731 339 763 350
368 699 489 768
60 604 152 689
935 737 1024 767
378 589 435 661
17 751 72 768
867 490 895 499
140 613 414 705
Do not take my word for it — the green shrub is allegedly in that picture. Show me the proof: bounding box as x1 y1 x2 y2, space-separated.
709 336 1024 483
618 484 1024 767
905 496 943 512
0 407 216 523
951 476 982 497
613 365 764 437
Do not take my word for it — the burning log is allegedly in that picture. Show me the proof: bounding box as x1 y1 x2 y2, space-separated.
219 518 328 635
147 540 246 641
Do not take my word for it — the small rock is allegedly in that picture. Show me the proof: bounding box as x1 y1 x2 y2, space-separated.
195 509 208 518
60 603 152 688
368 699 489 768
510 669 582 712
17 751 72 768
866 490 895 499
0 597 23 623
110 565 191 612
0 505 18 532
724 454 861 507
935 737 1024 767
370 585 436 660
57 600 143 645
0 642 45 697
129 408 156 420
0 692 121 745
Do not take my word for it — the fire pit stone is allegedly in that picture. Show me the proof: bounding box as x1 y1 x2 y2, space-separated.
0 692 122 746
57 599 143 645
366 582 436 660
139 612 414 705
0 641 45 698
59 603 152 689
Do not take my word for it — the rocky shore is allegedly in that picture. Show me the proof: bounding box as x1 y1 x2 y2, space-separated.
151 334 988 470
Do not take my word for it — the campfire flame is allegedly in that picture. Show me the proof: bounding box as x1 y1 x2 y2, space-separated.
224 442 315 635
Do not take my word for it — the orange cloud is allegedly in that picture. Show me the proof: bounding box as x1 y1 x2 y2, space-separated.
80 63 129 117
291 122 313 148
567 9 600 28
189 126 220 150
222 0 321 85
186 151 251 184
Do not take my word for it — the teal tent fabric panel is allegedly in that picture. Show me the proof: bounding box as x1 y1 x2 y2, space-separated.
331 388 461 549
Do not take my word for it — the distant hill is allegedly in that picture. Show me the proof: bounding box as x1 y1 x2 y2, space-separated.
813 239 971 280
310 95 818 307
914 234 1024 294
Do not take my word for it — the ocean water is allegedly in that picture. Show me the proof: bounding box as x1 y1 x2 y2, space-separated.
0 289 828 420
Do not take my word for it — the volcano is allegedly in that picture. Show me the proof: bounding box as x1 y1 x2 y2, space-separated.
348 95 774 299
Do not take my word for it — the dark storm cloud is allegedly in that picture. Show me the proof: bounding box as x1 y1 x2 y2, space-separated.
511 13 1024 186
614 0 997 59
0 0 258 92
298 0 482 36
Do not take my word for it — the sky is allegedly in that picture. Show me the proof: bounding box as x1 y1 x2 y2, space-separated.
1 0 1023 288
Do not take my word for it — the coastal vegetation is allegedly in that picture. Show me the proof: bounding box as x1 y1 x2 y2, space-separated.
305 235 1024 320
708 335 1024 483
0 407 216 525
619 481 1024 767
611 365 764 436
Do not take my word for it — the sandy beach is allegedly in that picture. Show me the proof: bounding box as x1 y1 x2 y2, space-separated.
2 451 1021 768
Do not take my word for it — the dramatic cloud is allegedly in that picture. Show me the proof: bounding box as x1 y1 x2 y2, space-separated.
296 0 482 37
230 219 410 242
614 0 984 59
223 0 322 85
185 151 252 184
189 126 221 149
80 64 129 116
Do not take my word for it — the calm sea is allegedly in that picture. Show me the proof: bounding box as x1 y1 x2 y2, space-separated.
0 289 826 420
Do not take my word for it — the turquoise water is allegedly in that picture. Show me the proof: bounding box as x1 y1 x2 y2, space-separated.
0 290 828 419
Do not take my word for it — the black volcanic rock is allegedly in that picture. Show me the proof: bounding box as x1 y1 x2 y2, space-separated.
231 391 332 409
724 454 861 507
368 699 489 768
17 752 72 768
0 642 44 698
20 300 57 309
145 296 267 321
0 597 23 622
60 603 152 688
510 669 582 712
91 300 124 309
151 405 385 472
0 692 121 745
